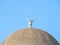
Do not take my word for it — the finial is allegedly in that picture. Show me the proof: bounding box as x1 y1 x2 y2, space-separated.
27 17 33 28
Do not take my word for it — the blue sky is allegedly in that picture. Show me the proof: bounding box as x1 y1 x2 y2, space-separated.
0 0 60 43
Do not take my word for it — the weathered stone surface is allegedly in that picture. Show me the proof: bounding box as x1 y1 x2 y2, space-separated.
2 28 59 45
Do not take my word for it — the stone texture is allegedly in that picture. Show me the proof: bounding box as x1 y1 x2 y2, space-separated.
2 28 59 45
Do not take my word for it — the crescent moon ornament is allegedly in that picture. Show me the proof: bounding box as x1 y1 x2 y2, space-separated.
27 17 34 28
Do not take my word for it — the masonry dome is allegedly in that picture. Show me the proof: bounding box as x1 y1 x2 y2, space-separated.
2 28 59 45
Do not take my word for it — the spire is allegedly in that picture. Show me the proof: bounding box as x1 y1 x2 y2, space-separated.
27 17 33 28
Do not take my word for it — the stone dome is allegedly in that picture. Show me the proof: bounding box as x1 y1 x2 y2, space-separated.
2 28 59 45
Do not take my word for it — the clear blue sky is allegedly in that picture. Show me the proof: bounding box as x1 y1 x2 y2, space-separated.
0 0 60 43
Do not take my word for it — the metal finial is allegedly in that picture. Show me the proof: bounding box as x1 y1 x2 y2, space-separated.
27 17 33 28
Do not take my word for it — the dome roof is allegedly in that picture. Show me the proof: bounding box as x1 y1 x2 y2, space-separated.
2 28 59 45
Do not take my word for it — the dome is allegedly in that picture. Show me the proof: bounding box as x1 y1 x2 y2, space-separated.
2 28 59 45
